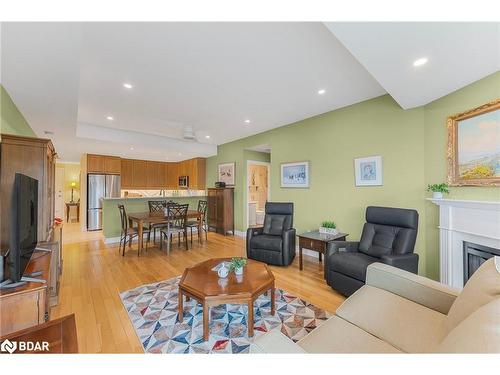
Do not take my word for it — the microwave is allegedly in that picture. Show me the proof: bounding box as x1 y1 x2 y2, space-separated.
178 175 189 188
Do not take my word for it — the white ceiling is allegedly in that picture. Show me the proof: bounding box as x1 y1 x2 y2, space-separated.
325 22 500 109
1 22 498 162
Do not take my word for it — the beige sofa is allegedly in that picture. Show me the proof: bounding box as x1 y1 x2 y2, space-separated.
252 256 500 353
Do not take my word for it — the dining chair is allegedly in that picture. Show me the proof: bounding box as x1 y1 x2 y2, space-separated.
159 203 189 253
118 204 150 256
148 200 167 243
186 200 208 244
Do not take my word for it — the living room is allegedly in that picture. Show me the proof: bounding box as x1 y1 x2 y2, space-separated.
1 1 499 373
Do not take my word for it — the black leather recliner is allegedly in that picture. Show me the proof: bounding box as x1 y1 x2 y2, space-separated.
325 206 419 296
246 202 296 266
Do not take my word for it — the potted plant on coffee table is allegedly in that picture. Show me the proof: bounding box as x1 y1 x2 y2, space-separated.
319 220 339 235
230 257 247 275
427 183 450 199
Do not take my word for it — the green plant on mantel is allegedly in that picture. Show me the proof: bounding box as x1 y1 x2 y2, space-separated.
229 257 247 271
427 183 450 194
321 220 337 229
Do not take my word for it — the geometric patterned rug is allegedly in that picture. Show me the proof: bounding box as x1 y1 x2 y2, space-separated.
120 276 333 353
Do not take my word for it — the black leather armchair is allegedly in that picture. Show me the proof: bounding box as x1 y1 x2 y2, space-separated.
325 206 419 296
246 202 296 266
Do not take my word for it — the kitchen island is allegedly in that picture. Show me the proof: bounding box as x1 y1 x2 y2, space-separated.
102 196 206 240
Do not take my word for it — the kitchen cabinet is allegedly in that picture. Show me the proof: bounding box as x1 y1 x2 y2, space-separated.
146 161 165 189
87 154 121 174
120 157 206 190
178 160 188 177
121 159 134 189
104 156 121 174
165 162 178 189
132 160 147 188
187 158 206 189
87 154 105 173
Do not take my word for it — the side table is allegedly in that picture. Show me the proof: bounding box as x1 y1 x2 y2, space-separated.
298 231 348 271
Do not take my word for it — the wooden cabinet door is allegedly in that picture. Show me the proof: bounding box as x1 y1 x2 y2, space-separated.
166 162 179 189
158 162 166 188
87 154 105 173
178 160 187 177
207 189 218 227
190 158 206 189
132 160 147 188
104 156 121 174
121 159 134 188
146 161 164 188
216 190 224 228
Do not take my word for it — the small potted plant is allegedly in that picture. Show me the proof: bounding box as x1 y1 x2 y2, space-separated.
229 257 247 275
319 220 339 235
427 183 450 199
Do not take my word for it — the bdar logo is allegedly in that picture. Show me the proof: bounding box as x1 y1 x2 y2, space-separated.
1 339 17 354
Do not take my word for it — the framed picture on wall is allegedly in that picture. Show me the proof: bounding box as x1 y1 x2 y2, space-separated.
281 161 309 188
354 155 383 186
218 162 235 186
446 99 500 186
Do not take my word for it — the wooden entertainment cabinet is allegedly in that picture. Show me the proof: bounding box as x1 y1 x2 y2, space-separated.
0 134 62 337
0 226 62 337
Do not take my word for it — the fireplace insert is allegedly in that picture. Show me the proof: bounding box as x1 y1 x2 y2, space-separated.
463 241 500 284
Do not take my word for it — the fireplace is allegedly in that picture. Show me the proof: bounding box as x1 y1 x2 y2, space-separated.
463 242 500 283
428 198 500 288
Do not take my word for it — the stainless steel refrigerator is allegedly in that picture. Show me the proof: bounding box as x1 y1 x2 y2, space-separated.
87 174 121 231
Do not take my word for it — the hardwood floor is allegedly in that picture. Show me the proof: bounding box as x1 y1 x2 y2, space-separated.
51 223 345 353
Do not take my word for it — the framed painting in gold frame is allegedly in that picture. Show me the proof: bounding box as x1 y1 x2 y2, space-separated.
446 99 500 186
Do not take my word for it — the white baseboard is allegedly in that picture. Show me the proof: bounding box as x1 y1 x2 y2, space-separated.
234 230 247 237
104 236 121 244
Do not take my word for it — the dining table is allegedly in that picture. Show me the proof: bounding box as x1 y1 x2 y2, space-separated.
127 210 204 254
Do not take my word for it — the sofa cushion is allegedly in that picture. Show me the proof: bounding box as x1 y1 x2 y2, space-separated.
263 215 287 235
250 234 282 252
336 285 446 353
437 298 500 353
250 329 306 353
297 315 401 353
444 257 500 335
329 252 378 281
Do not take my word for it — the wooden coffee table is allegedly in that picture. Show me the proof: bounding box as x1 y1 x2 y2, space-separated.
178 258 275 341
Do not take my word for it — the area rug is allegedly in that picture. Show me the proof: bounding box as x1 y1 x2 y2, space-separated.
120 276 332 354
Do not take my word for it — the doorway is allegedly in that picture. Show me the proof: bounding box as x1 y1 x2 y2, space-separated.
246 160 271 228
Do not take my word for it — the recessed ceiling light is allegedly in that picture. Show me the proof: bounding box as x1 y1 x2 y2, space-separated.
123 83 133 89
106 116 114 121
244 119 251 124
318 89 326 95
205 135 210 139
413 57 428 67
130 147 134 150
178 152 182 156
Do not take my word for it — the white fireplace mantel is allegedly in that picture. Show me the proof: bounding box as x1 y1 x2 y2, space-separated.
428 198 500 288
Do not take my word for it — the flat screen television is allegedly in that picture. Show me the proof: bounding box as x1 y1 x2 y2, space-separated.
9 173 38 282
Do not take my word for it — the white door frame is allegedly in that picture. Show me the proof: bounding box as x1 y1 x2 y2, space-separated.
245 160 271 229
55 166 65 221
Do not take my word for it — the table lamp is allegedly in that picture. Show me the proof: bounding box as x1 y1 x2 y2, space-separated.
70 181 77 203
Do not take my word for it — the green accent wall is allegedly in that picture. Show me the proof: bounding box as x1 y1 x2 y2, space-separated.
423 72 500 279
0 85 36 137
206 72 500 279
206 148 270 232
